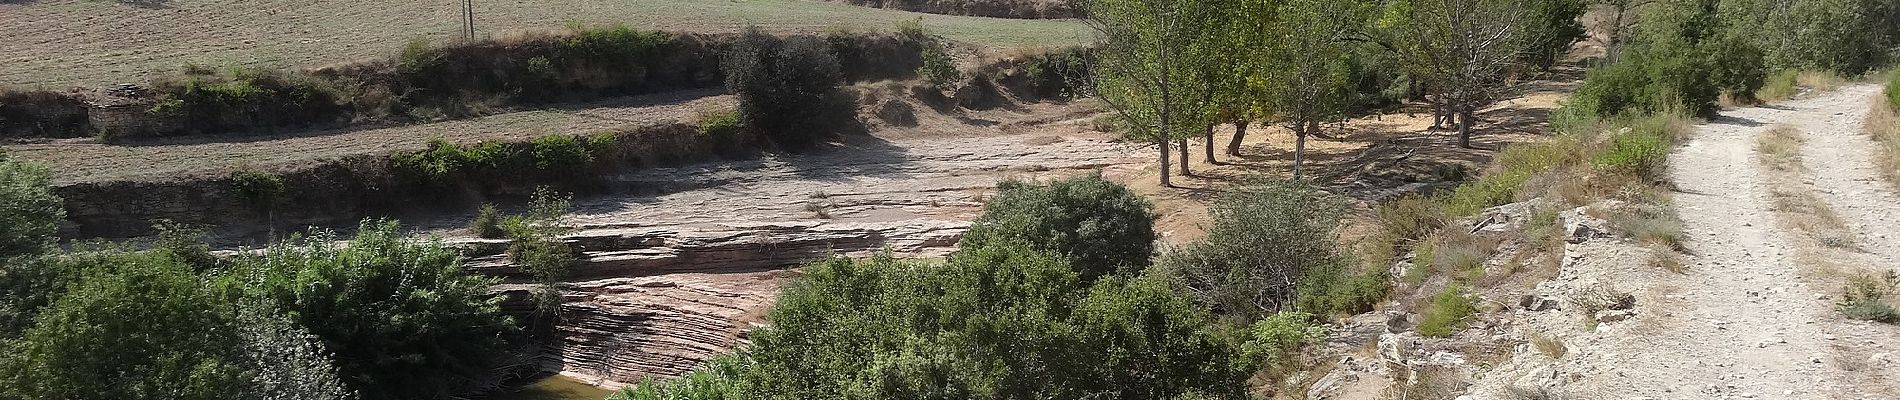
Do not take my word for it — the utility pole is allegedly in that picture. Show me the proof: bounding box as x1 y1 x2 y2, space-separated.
462 0 476 40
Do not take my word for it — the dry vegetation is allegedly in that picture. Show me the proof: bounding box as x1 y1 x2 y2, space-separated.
1870 73 1900 191
0 0 1090 88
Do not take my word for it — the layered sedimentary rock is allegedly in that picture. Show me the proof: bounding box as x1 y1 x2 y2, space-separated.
469 220 967 386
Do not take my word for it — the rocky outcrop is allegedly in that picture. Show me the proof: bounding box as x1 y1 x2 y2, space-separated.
478 219 968 386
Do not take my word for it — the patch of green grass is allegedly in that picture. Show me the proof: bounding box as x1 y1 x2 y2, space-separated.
1838 274 1900 324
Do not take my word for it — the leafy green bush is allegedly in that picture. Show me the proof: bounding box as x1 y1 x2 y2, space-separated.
0 151 62 259
1593 124 1672 178
233 221 514 400
620 244 1252 399
960 174 1157 280
145 66 348 136
1417 284 1477 337
1241 312 1325 370
696 108 745 138
1888 72 1900 110
1162 180 1355 320
230 168 287 211
1563 1 1765 118
471 204 504 239
1756 69 1800 101
502 189 576 311
1837 274 1899 324
0 252 251 400
530 134 595 172
722 28 853 148
917 41 959 87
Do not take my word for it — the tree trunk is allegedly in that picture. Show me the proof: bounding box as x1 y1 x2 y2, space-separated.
1177 136 1191 177
1227 120 1248 156
1203 124 1217 165
1430 99 1446 130
1158 129 1172 187
1292 124 1308 180
1458 108 1475 149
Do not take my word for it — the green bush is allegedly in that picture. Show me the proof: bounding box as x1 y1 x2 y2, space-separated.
471 204 504 239
1887 72 1900 110
722 28 853 148
1162 180 1355 321
960 174 1157 280
619 244 1252 399
0 151 63 259
233 221 515 400
230 168 287 211
1563 1 1765 119
1241 312 1325 369
530 134 595 172
145 66 348 135
918 42 959 87
0 252 250 400
502 189 576 311
1837 275 1900 324
1593 124 1672 178
697 108 745 138
1417 284 1477 337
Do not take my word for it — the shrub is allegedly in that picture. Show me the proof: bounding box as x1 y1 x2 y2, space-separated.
230 168 287 211
960 174 1157 281
0 252 251 400
1888 72 1900 110
145 66 348 135
1162 180 1352 321
1756 69 1800 102
0 151 62 259
530 134 594 172
1837 274 1900 324
696 108 745 138
502 188 576 311
918 41 959 87
234 221 514 400
722 28 853 148
621 244 1252 399
1241 312 1325 370
470 204 504 239
1416 284 1476 337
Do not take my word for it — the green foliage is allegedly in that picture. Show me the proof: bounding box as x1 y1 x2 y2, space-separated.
230 168 288 211
1563 0 1765 118
1417 284 1477 337
1887 72 1900 110
1722 0 1900 74
1756 69 1800 101
622 245 1251 399
1162 180 1355 321
145 66 347 135
1440 172 1526 217
1592 119 1677 178
0 252 250 400
0 151 63 259
233 221 514 400
1241 312 1325 369
696 108 746 139
530 134 596 172
722 27 853 148
1837 274 1900 324
917 41 960 87
502 188 576 311
1520 0 1588 71
960 174 1157 280
471 204 504 239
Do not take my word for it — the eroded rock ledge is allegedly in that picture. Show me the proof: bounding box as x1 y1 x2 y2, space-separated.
472 220 968 387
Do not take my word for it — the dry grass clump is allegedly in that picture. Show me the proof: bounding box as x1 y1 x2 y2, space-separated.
1756 125 1805 171
1755 70 1845 103
1869 83 1900 191
1838 272 1900 324
1529 331 1568 359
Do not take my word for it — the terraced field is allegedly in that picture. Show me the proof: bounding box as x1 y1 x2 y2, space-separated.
1 0 1091 88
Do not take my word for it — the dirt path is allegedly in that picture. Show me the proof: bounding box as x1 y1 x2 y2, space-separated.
1787 85 1900 268
1552 85 1900 399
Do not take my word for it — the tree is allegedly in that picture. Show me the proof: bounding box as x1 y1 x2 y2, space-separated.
1086 0 1226 186
234 221 514 400
1595 0 1661 63
1245 0 1366 179
722 27 852 148
0 150 63 260
1382 0 1546 148
959 175 1157 281
0 253 251 400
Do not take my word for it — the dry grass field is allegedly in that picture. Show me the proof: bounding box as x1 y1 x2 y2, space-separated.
1 0 1091 88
